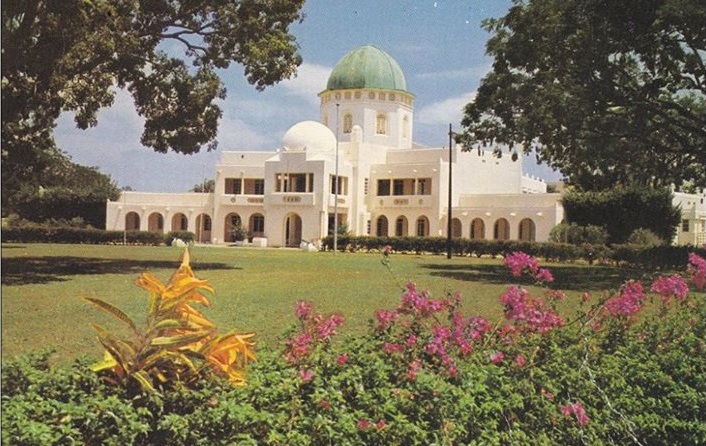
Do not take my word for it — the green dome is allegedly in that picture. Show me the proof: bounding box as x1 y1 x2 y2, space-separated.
326 45 407 92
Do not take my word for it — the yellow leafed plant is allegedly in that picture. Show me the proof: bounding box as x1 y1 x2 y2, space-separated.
85 249 255 393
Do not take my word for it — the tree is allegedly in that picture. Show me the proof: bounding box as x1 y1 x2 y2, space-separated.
2 0 305 208
191 179 215 193
458 0 706 190
11 150 121 228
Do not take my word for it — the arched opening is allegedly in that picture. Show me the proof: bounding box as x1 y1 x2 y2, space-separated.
147 212 163 232
249 213 265 238
376 113 387 135
284 213 302 247
195 213 212 243
494 218 510 241
125 212 140 231
416 215 429 237
224 213 243 242
451 218 462 238
376 215 389 237
171 213 188 231
470 218 485 240
518 218 536 242
343 113 353 133
395 216 408 237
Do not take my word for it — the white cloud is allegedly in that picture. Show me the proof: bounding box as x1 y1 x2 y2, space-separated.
216 116 277 150
279 62 331 104
416 91 476 126
416 64 491 81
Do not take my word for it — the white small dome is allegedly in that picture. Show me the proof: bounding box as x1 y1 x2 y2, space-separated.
282 121 336 154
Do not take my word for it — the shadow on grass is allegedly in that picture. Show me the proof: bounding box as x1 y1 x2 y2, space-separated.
422 263 648 292
1 257 238 286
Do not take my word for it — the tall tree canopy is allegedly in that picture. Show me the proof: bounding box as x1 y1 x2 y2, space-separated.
1 0 305 208
459 0 706 191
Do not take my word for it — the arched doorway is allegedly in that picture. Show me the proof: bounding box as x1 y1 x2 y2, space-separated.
518 218 536 241
376 215 389 237
470 218 485 240
451 218 462 238
285 213 302 247
125 212 140 231
195 213 212 243
494 218 510 241
172 213 188 231
416 215 429 237
395 216 408 237
224 213 242 242
148 212 163 232
249 213 265 238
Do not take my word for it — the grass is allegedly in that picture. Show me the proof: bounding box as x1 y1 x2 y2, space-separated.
2 243 650 365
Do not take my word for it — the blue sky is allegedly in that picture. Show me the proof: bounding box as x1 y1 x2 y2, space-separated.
55 0 561 192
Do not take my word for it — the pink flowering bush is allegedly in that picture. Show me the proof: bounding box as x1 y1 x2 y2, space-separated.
3 253 705 445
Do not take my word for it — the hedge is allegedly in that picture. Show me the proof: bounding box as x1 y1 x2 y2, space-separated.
322 235 706 269
2 225 164 245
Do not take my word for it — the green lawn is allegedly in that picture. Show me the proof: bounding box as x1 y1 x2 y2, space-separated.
1 243 647 365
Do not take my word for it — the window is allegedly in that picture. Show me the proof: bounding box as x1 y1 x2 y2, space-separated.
395 216 407 236
682 219 690 232
253 179 265 195
393 179 405 196
276 173 313 192
376 113 387 134
330 175 348 195
225 178 241 194
364 178 369 195
376 216 389 236
416 216 429 237
250 214 265 234
377 179 391 196
417 178 431 195
402 115 410 139
343 113 353 133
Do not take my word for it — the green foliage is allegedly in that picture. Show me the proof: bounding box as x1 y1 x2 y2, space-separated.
165 231 196 246
627 228 664 247
2 222 164 245
563 187 680 244
458 0 706 189
550 222 609 245
2 0 306 208
85 250 256 394
3 259 706 444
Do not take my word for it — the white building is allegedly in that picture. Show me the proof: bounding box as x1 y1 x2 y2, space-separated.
105 45 704 248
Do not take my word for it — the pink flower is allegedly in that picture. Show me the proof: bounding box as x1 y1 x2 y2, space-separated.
650 274 689 304
503 251 540 277
534 268 554 283
376 419 388 430
490 351 504 365
284 332 313 363
375 309 398 331
316 314 345 340
357 419 371 430
604 280 645 317
336 353 349 365
295 300 313 320
407 359 421 381
561 401 590 427
405 334 418 347
514 354 526 368
384 343 405 355
299 369 314 383
688 253 706 290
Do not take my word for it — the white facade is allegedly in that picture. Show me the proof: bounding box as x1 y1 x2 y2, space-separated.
105 45 702 248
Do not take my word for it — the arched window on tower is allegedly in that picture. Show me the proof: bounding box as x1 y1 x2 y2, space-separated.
376 113 387 135
402 115 410 139
343 113 353 133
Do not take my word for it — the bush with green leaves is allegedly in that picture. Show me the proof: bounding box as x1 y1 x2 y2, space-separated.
2 252 705 445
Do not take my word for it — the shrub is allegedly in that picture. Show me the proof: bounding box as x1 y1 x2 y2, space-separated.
627 227 664 246
85 249 255 394
164 231 195 246
3 252 705 445
550 222 609 245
